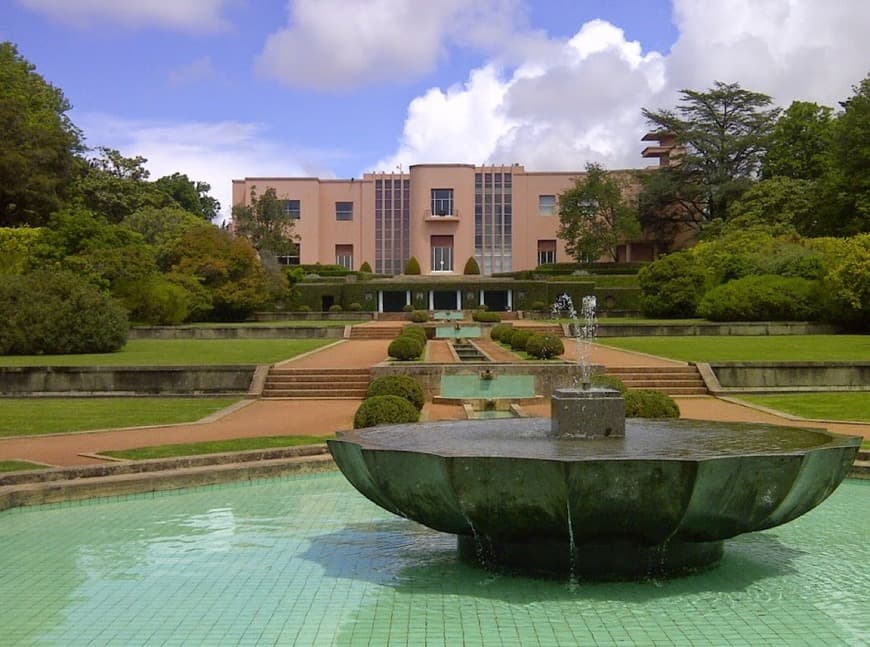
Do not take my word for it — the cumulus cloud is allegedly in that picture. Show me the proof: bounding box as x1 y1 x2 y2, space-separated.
374 0 870 173
17 0 232 32
256 0 528 90
76 115 336 222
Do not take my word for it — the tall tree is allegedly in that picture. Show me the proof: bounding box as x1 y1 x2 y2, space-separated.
153 172 220 221
0 42 84 226
557 163 640 262
762 101 833 181
231 186 298 260
642 81 780 225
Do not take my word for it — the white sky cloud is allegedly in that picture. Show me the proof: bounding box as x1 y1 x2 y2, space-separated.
373 0 870 173
256 0 526 90
17 0 233 32
76 114 334 223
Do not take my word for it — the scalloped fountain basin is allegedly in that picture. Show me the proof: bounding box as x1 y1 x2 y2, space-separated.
328 418 859 579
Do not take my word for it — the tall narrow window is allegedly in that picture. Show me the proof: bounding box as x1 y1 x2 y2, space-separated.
538 195 556 216
335 244 353 270
537 240 556 266
277 243 301 266
430 235 454 272
282 199 301 219
335 202 353 221
431 189 454 216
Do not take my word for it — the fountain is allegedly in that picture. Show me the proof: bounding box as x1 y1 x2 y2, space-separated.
328 296 860 579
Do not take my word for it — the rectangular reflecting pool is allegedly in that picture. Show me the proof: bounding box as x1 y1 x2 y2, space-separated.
0 473 867 645
440 374 536 399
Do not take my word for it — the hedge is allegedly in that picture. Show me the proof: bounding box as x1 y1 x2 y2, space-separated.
366 375 425 410
353 395 420 428
697 275 822 321
525 334 564 359
624 390 680 418
388 336 423 360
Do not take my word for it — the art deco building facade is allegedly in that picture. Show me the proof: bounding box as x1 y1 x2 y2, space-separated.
231 137 677 276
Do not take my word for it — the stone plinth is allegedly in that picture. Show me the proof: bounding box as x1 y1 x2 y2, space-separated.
550 387 625 439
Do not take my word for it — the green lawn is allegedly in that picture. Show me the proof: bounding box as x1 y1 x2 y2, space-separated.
101 434 333 460
0 398 240 437
597 335 870 362
736 393 870 422
0 338 334 367
0 460 46 472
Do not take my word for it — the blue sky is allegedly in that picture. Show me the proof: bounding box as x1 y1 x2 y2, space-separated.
2 1 868 219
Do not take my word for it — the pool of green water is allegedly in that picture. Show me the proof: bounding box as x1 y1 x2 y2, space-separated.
435 326 481 339
0 473 866 645
440 374 535 399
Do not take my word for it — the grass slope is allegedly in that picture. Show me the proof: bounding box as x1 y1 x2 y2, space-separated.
737 393 870 422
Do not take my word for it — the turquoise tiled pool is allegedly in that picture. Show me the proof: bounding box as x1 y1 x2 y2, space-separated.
1 473 867 646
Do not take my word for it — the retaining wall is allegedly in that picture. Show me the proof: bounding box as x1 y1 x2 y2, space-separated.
129 326 345 340
595 322 838 337
709 362 870 392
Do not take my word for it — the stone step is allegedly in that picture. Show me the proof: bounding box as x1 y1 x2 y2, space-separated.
607 366 699 375
349 326 404 339
850 460 870 480
617 379 707 388
268 368 370 376
266 375 371 384
261 389 366 399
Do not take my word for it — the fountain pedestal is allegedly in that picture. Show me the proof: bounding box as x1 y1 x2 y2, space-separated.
551 387 625 439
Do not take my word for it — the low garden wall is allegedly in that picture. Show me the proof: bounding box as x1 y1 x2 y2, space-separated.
129 326 344 340
596 322 838 337
0 365 258 396
709 362 870 392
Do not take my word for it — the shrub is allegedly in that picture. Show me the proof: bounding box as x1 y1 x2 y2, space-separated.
353 395 420 428
347 302 362 311
591 374 628 394
401 325 428 345
404 256 421 275
0 270 128 355
525 333 564 359
463 256 481 275
624 390 680 418
638 250 706 318
530 301 547 311
402 304 414 312
366 375 425 410
388 336 423 360
409 310 429 323
472 310 501 323
508 328 533 352
359 261 372 273
697 275 822 321
119 275 194 325
297 304 311 312
328 304 343 312
489 323 513 342
820 234 869 330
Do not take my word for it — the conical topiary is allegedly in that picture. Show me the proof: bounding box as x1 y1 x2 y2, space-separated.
463 256 481 275
404 256 421 275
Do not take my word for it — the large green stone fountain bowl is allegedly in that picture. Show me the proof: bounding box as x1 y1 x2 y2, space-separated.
327 419 860 579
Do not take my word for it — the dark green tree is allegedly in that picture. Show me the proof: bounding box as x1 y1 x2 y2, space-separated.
557 163 640 262
0 42 84 226
642 81 780 226
153 172 220 221
231 186 298 260
762 101 833 180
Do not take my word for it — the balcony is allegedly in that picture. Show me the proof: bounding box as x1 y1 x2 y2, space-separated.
424 208 460 222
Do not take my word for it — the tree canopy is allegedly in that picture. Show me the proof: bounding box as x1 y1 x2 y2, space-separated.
557 163 639 262
231 186 298 260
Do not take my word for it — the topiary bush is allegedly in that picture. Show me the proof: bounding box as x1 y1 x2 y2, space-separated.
472 310 501 323
508 328 533 352
489 323 513 342
359 261 373 273
624 390 680 418
388 335 423 361
400 325 428 345
402 304 414 312
697 275 822 321
0 270 128 355
296 304 311 312
409 310 429 323
353 395 420 428
463 256 481 275
347 302 362 311
525 333 565 359
404 256 421 275
329 304 343 313
366 375 425 410
591 374 628 394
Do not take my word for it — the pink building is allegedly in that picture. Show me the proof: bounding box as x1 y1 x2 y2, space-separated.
232 154 672 276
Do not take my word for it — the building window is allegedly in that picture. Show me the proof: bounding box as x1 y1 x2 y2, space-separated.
431 188 454 216
431 235 453 272
335 244 353 270
277 244 301 266
335 201 353 221
538 195 556 216
537 240 556 266
282 199 301 220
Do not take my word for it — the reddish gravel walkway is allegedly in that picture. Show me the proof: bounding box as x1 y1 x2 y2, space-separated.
1 339 866 467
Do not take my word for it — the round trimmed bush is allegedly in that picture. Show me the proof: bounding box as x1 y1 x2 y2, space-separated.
329 304 343 312
402 304 414 312
508 328 533 352
366 375 425 410
0 270 128 355
624 390 680 418
409 310 429 323
590 374 628 394
400 325 428 345
489 323 513 342
388 335 423 361
472 310 501 323
697 274 822 322
525 333 564 359
353 395 420 428
347 302 362 311
530 301 547 311
296 304 311 312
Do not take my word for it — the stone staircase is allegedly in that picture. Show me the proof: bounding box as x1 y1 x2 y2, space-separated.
514 323 563 336
261 367 371 399
348 325 405 340
605 365 708 396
